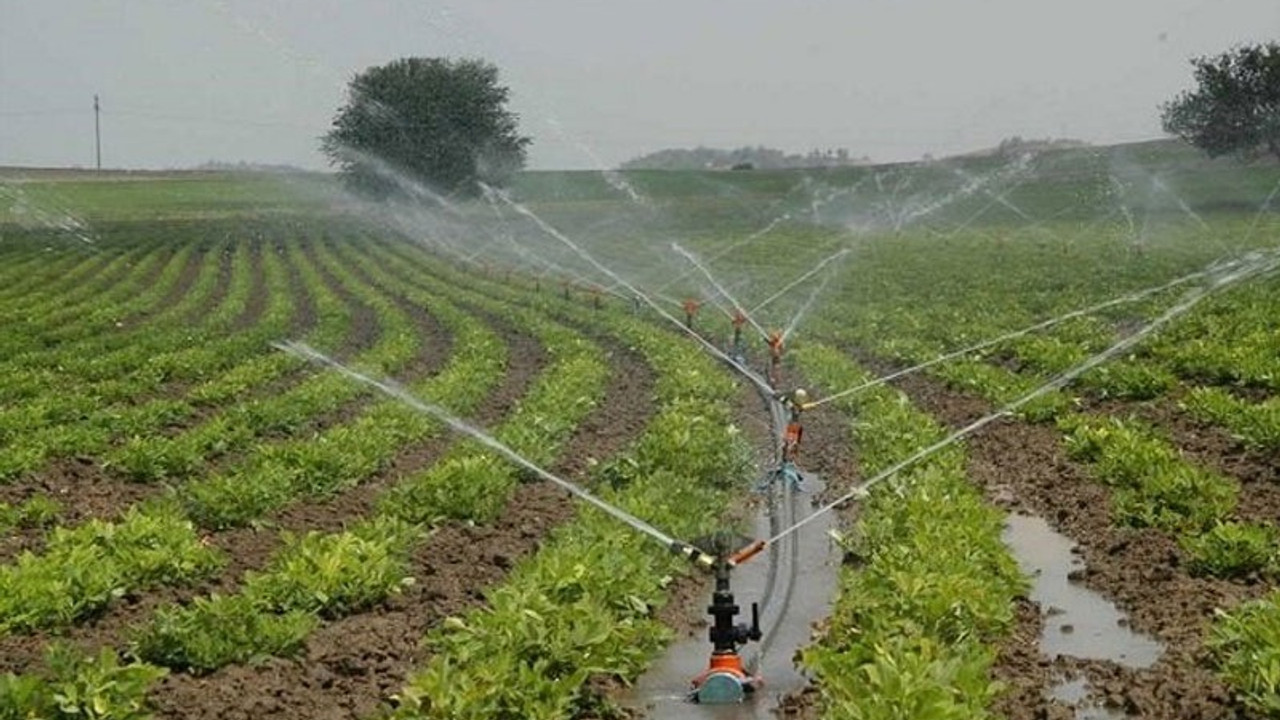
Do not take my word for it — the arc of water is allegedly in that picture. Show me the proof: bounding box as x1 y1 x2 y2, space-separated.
650 213 792 296
749 248 851 316
781 270 835 343
1151 176 1211 230
945 177 1032 238
773 251 1280 545
275 341 700 555
671 243 769 340
482 184 774 395
1245 177 1280 244
806 252 1258 409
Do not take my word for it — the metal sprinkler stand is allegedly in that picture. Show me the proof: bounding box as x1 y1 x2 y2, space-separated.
688 552 763 703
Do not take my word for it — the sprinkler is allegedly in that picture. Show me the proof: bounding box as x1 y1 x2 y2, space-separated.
682 298 702 330
590 285 603 310
757 388 813 494
686 541 764 703
766 330 784 388
780 388 809 464
730 308 747 363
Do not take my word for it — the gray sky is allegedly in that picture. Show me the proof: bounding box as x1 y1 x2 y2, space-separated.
2 0 1276 170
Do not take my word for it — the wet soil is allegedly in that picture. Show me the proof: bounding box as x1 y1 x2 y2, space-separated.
886 368 1256 720
1085 394 1280 525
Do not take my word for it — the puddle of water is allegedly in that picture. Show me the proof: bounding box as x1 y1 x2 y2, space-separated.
1051 677 1090 704
1050 677 1126 720
1003 513 1163 668
625 487 839 719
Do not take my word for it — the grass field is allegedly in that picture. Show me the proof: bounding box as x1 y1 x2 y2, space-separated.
1 138 1279 719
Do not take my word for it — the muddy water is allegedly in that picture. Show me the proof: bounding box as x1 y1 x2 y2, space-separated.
1004 512 1163 667
1004 512 1163 719
1049 678 1125 720
625 486 839 719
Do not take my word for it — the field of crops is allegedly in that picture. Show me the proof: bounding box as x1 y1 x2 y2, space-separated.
1 140 1279 719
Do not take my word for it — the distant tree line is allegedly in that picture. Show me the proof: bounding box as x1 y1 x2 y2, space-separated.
193 160 308 173
620 145 871 170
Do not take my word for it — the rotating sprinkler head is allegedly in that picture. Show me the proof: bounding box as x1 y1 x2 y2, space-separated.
682 298 702 329
730 308 748 359
766 330 785 388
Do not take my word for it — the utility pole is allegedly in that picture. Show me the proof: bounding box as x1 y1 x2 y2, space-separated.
94 94 101 170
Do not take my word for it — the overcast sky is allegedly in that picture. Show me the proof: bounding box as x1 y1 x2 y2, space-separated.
1 0 1276 170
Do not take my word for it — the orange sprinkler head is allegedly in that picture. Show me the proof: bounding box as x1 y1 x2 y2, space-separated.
731 309 747 328
728 539 766 567
683 298 702 316
767 330 784 351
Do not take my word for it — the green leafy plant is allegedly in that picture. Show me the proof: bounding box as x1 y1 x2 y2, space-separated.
0 645 166 720
1209 592 1280 717
132 594 316 672
1183 521 1279 579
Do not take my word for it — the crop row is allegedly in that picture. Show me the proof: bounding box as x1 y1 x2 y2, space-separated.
0 236 431 636
0 240 235 465
0 243 490 717
0 235 187 359
108 237 379 490
0 237 206 379
0 232 165 335
136 240 608 674
384 259 752 719
802 239 1280 715
0 231 619 717
0 235 286 480
0 237 103 305
793 342 1025 719
0 239 175 402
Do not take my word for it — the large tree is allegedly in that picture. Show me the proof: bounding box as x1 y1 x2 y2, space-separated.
1161 42 1280 162
322 57 531 198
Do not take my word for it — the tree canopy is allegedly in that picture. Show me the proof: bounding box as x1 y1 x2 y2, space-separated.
1161 42 1280 162
322 57 531 198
